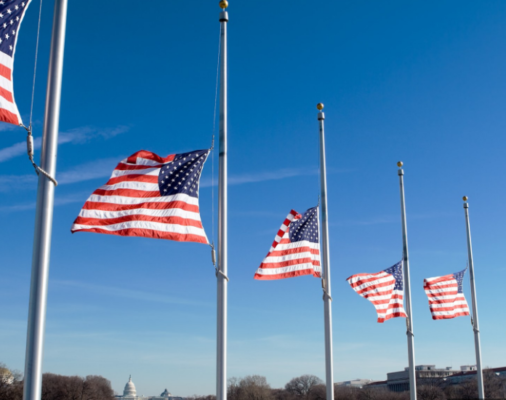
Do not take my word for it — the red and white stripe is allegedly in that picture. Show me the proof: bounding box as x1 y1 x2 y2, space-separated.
254 210 321 280
71 150 208 244
347 271 407 323
0 50 22 125
423 274 470 320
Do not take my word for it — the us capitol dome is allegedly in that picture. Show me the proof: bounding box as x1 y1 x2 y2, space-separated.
115 376 184 400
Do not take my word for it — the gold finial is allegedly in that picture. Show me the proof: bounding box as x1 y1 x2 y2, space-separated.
463 196 468 202
317 103 324 111
397 161 403 168
219 0 228 9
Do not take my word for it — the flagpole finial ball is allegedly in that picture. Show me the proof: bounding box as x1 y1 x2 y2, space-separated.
219 1 228 9
397 161 403 168
317 103 324 111
463 196 468 202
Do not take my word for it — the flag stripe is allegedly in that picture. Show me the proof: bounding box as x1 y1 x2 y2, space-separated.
78 207 202 221
71 150 209 244
347 262 407 323
255 208 321 280
74 215 204 229
423 270 470 320
71 227 208 243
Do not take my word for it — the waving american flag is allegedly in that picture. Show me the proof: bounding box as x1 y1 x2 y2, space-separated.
347 261 407 323
0 0 31 125
254 207 321 280
423 269 470 320
71 149 210 244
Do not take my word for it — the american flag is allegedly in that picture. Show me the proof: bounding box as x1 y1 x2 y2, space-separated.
254 207 321 280
71 149 210 244
423 269 470 320
346 261 407 323
0 0 30 125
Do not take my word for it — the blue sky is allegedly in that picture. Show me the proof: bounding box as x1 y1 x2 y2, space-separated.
1 0 506 396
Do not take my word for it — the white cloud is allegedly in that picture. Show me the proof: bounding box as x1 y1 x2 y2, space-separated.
0 125 130 163
57 157 121 185
0 156 123 193
0 192 89 212
51 280 211 307
201 167 320 188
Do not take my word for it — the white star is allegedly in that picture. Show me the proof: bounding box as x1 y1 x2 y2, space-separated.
5 33 9 39
0 13 3 18
6 9 11 14
3 23 6 28
15 5 18 10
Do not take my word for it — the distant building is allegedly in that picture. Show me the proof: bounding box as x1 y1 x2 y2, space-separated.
447 366 506 385
335 379 374 388
365 364 506 392
115 376 184 400
387 365 461 392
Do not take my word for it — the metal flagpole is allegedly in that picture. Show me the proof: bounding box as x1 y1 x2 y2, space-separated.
22 1 68 400
217 2 229 400
463 196 485 399
317 103 334 400
397 162 417 400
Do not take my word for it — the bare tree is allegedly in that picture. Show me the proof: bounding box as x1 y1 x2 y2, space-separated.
40 372 114 400
228 375 273 400
187 396 217 400
416 384 445 400
285 375 323 399
0 363 23 400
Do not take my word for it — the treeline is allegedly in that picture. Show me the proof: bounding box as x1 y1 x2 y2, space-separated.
0 363 115 400
189 370 506 400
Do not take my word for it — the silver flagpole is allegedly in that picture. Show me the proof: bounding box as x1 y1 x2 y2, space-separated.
397 162 417 400
317 104 334 400
463 196 485 399
217 2 229 400
23 1 68 400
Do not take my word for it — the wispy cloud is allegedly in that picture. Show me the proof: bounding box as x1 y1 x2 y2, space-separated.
52 280 211 307
0 123 20 132
0 191 89 212
0 156 122 193
57 157 121 185
0 125 130 163
201 167 320 188
335 212 453 226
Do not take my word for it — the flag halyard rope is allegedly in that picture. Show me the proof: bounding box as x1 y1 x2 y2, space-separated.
29 0 43 129
210 23 227 282
20 0 57 186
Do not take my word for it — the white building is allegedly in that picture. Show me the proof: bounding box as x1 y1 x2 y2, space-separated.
115 376 184 400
